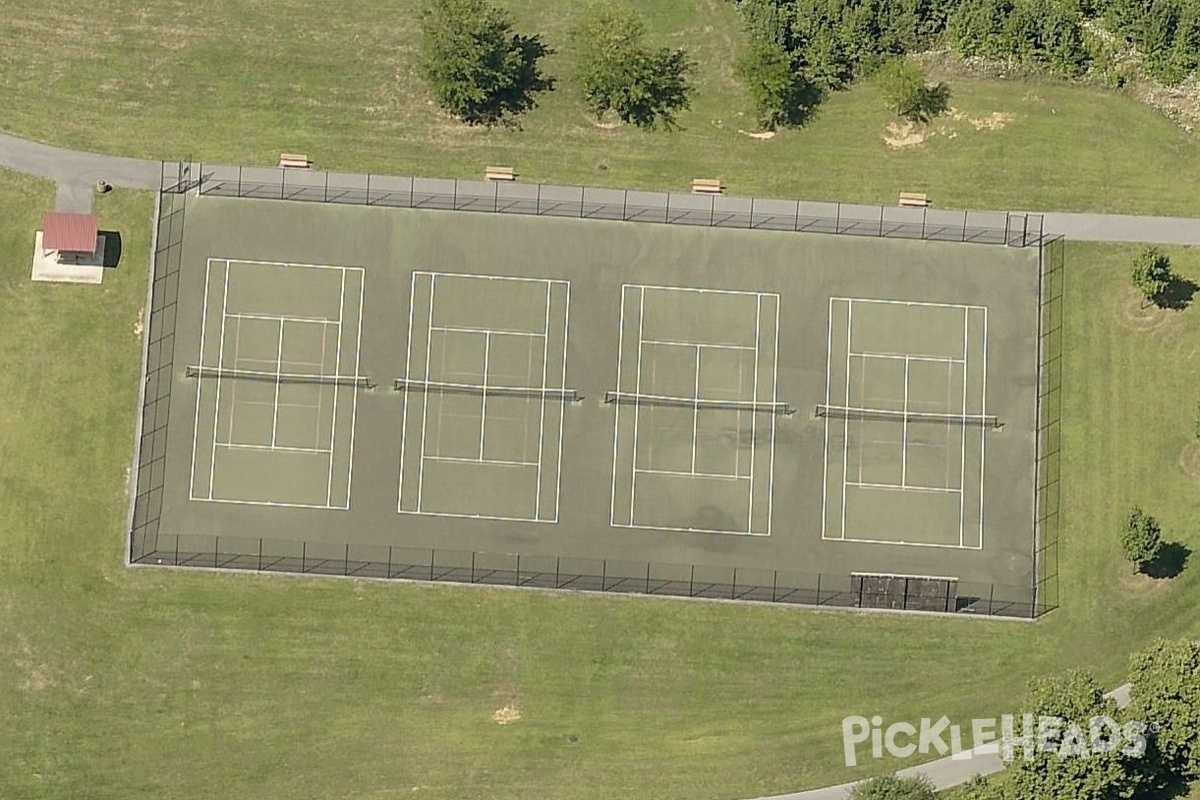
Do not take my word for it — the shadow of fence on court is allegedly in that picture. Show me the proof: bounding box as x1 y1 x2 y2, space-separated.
159 162 1047 248
128 533 1050 619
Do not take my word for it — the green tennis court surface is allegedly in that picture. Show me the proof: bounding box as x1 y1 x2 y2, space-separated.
135 192 1045 610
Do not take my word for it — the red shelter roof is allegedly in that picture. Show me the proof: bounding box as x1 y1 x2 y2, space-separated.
42 212 98 253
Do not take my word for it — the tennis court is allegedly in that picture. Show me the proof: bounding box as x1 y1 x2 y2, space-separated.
135 188 1046 612
396 272 571 522
609 285 783 535
821 298 990 549
188 258 364 508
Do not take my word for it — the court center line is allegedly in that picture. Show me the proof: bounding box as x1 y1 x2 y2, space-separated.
901 356 910 488
478 332 492 460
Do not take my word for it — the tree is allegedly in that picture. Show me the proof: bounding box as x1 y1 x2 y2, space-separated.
1128 638 1200 782
940 774 1005 800
572 3 694 130
848 774 936 800
1131 246 1174 307
1005 670 1148 800
419 0 554 126
1121 506 1163 571
736 39 820 129
876 59 950 122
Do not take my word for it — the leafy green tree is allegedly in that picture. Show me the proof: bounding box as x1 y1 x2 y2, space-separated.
1129 638 1200 781
1131 246 1174 306
572 3 694 130
1005 670 1148 800
940 774 1005 800
876 59 950 121
1121 506 1163 570
736 39 820 129
419 0 554 126
848 773 936 800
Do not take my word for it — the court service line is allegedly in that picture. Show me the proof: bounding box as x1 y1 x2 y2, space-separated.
634 467 748 482
553 280 571 524
846 481 961 495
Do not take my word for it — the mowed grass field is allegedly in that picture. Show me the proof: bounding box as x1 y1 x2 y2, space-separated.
0 165 1199 799
3 0 1200 215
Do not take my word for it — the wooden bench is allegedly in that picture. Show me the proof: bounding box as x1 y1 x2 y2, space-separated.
898 191 930 208
485 166 516 182
691 178 725 195
278 153 311 169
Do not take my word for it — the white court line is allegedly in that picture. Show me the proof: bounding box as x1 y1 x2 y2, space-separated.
959 307 969 547
978 307 989 549
325 271 347 507
478 333 492 459
430 324 545 338
635 467 748 482
611 520 769 537
416 269 558 285
747 294 760 532
188 260 217 501
828 296 986 312
269 319 285 447
629 286 646 524
690 346 701 473
397 272 420 512
609 288 629 526
416 274 438 511
642 338 755 352
820 297 836 540
630 283 767 298
837 534 984 550
767 293 779 537
207 261 233 500
216 443 332 455
196 496 347 510
425 455 540 468
846 481 961 495
398 508 557 524
840 299 853 540
534 282 550 520
209 257 354 274
553 280 571 524
850 352 965 364
227 312 340 325
313 314 329 453
901 356 910 487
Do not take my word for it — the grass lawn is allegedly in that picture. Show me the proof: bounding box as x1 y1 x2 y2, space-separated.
0 166 1199 799
3 1 1200 215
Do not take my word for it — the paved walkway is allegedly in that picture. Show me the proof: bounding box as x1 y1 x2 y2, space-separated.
0 127 1180 798
4 129 1200 244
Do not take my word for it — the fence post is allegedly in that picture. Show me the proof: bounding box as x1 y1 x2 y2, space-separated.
237 166 243 198
602 559 607 591
258 538 263 571
556 556 561 588
645 562 651 594
214 536 220 569
324 170 329 203
429 549 435 581
794 199 801 232
578 186 584 219
471 550 476 583
537 183 543 215
749 197 756 229
988 584 995 616
344 543 350 576
921 206 928 240
302 541 307 573
623 190 629 221
689 564 695 597
280 167 285 201
515 553 521 586
665 192 671 225
877 204 884 236
366 173 372 206
453 179 459 211
387 546 393 579
710 195 715 228
731 568 737 600
835 203 841 234
772 570 778 602
816 572 823 605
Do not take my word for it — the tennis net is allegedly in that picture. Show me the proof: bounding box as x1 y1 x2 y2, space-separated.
393 379 580 402
185 365 374 388
815 404 1001 428
605 391 794 415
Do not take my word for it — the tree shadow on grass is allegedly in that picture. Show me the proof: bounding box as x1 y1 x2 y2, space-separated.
99 230 122 269
1154 276 1199 310
1144 541 1191 579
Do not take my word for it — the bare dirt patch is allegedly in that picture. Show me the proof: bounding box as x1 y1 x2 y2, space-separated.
492 705 521 725
738 129 776 140
884 120 930 149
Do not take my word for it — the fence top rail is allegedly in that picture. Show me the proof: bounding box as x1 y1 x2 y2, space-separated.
159 161 1048 247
